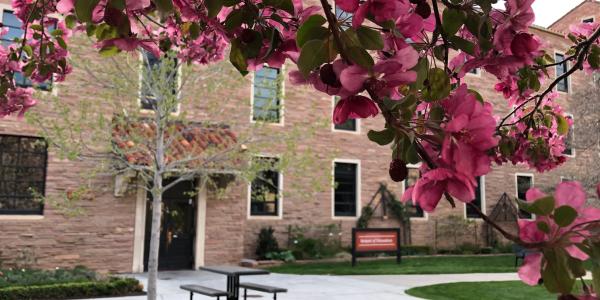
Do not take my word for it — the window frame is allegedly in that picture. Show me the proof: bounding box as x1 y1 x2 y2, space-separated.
138 51 182 115
464 176 486 220
0 7 57 92
401 163 428 221
554 51 570 94
0 134 48 216
250 66 285 126
332 159 361 219
515 173 535 220
582 17 595 23
562 113 575 157
331 96 360 134
247 155 283 219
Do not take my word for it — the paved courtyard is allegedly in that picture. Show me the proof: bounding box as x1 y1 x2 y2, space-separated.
81 270 523 300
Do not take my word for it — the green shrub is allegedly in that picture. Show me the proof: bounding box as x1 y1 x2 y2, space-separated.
256 227 280 260
0 266 97 288
0 277 142 300
265 250 295 262
401 245 432 256
457 243 481 255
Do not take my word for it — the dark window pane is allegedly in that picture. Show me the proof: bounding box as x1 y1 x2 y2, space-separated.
516 175 533 219
250 157 280 216
403 167 424 218
555 54 569 92
0 135 47 215
334 162 357 217
466 177 483 218
583 18 594 23
140 51 179 112
253 67 281 123
335 6 353 29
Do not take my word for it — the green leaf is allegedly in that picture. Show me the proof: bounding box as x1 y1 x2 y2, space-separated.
22 45 33 57
567 256 586 278
368 128 395 146
556 115 569 135
468 89 484 103
262 0 294 14
224 9 245 31
30 24 44 31
429 106 444 122
536 221 550 234
442 8 465 36
229 39 248 76
108 0 126 10
411 58 428 91
529 196 555 216
99 45 120 57
422 68 451 102
56 37 68 49
356 26 384 50
153 0 174 13
297 39 329 77
75 0 101 23
188 22 201 39
346 46 374 68
296 15 328 48
449 36 475 55
222 0 240 6
593 266 600 297
205 0 223 18
542 248 576 294
554 205 578 227
65 15 78 29
588 45 600 69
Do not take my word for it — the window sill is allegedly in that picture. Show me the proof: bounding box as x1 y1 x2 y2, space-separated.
0 215 44 221
332 216 358 220
248 215 282 220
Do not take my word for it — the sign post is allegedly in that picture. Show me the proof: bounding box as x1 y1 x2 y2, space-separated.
351 228 401 266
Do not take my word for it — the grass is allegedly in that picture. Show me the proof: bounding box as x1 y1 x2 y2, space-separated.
267 255 518 275
405 281 588 300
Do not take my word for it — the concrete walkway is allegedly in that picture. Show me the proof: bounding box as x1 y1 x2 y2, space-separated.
81 271 525 300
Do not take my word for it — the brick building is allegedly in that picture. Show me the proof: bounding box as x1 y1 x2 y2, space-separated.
0 1 598 273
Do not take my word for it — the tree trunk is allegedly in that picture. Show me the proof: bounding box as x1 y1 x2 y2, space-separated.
147 175 163 300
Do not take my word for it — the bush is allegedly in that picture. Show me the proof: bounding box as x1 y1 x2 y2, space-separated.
457 243 480 255
0 266 97 288
255 227 280 260
0 277 143 300
265 250 295 262
401 245 432 256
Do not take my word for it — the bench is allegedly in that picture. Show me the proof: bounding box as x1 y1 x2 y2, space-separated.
512 244 538 267
239 282 287 300
180 284 229 300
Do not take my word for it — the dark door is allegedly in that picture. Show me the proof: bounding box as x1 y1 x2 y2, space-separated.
144 178 196 271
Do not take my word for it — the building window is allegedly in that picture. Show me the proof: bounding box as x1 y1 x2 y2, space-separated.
0 135 47 215
403 167 424 218
563 115 574 156
252 67 282 123
1 11 55 90
516 174 534 219
555 53 569 93
334 161 358 217
583 17 594 23
333 96 357 132
466 177 485 219
249 157 280 216
140 51 179 112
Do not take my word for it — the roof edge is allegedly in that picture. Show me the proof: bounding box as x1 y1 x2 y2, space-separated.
548 0 596 30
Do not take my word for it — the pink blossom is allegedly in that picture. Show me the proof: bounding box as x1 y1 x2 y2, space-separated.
409 168 475 211
1 87 37 118
332 95 379 125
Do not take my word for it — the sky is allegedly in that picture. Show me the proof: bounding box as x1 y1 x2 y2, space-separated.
493 0 586 27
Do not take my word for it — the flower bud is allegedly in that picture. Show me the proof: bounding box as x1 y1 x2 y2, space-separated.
389 159 408 182
319 63 341 87
415 2 431 18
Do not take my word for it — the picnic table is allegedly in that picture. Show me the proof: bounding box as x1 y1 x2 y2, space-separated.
200 266 269 300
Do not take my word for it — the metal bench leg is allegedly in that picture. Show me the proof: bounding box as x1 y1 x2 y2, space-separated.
274 293 277 300
244 288 247 300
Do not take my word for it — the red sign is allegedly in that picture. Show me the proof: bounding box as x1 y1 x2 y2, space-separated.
355 230 398 252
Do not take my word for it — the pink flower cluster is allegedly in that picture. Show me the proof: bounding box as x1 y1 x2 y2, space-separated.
569 21 600 74
517 182 600 287
496 92 570 172
401 85 498 211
